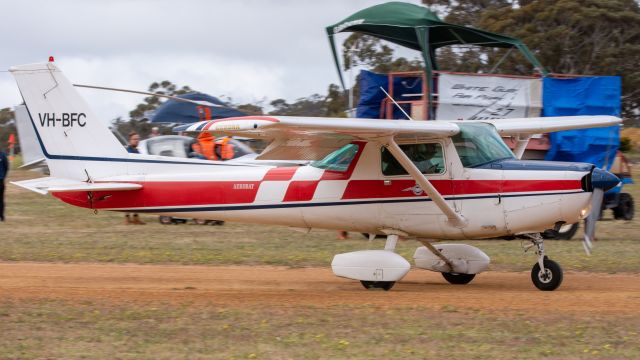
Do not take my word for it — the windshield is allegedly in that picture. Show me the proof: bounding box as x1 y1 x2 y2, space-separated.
452 123 514 167
311 143 359 172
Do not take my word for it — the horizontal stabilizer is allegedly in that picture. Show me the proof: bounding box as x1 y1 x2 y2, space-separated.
12 177 142 195
19 157 47 169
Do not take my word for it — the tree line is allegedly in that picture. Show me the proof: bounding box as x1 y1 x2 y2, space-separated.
2 0 640 150
375 0 640 124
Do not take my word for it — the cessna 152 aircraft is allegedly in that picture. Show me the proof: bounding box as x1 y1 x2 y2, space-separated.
11 61 621 291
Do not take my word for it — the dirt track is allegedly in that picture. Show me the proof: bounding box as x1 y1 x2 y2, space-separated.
1 262 639 314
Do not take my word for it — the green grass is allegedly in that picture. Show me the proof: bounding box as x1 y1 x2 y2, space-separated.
0 299 638 360
2 170 640 359
2 169 640 272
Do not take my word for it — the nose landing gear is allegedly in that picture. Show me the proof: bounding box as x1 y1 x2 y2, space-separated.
525 234 564 291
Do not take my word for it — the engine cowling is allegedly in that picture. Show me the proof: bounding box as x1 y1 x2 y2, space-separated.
413 244 490 274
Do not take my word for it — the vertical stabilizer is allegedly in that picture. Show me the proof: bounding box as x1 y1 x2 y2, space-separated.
10 62 128 180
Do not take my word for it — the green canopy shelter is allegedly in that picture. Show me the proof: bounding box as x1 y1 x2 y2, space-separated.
326 1 547 119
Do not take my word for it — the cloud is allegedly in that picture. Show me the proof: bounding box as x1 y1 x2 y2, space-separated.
0 0 421 119
64 54 286 121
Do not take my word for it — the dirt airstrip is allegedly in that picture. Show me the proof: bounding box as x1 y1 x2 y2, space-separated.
0 262 639 314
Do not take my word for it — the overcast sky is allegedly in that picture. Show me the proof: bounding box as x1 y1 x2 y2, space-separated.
0 0 421 121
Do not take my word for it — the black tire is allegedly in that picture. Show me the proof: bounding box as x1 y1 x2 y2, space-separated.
542 223 579 240
360 281 395 291
531 258 563 291
613 193 634 221
159 216 173 225
442 272 476 285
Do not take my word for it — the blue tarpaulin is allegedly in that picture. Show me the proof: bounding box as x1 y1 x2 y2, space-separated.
151 92 246 124
356 70 422 119
543 77 621 170
355 71 622 172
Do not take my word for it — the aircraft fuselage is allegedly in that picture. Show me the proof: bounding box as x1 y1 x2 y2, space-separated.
52 139 593 239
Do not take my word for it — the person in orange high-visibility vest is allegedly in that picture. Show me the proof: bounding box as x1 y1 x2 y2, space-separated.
197 132 217 160
217 136 235 160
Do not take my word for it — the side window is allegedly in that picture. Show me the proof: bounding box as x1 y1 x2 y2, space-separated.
311 143 360 172
381 143 445 176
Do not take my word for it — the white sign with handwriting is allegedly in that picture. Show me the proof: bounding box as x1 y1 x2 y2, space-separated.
436 73 542 120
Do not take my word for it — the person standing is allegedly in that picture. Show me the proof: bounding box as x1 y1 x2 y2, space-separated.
124 132 144 225
0 149 8 222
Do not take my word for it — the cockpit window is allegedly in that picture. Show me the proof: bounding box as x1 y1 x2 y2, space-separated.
311 143 359 172
381 143 445 176
452 123 514 167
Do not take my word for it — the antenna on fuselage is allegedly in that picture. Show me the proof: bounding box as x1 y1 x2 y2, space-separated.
73 84 223 108
380 86 414 121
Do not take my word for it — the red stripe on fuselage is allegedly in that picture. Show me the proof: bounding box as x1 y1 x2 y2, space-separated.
52 179 582 210
52 181 261 210
282 181 319 202
263 167 298 181
342 180 454 199
341 179 582 199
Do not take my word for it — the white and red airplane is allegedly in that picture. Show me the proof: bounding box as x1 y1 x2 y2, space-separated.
10 61 621 291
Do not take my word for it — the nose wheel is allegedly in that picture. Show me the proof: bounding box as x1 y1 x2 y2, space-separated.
531 257 563 291
526 234 564 291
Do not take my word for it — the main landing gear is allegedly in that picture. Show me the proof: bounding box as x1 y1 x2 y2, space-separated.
358 234 400 291
441 272 476 285
413 242 488 285
360 280 396 291
525 234 564 291
331 234 410 291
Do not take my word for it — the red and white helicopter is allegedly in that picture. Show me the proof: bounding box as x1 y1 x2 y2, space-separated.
11 62 621 291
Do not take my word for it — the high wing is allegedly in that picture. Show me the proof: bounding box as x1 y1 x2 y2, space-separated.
12 177 142 195
477 116 620 135
178 116 460 139
178 116 459 160
177 115 621 160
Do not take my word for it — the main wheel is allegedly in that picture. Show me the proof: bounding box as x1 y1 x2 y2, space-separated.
360 281 395 291
442 272 476 285
159 216 174 225
613 193 634 220
531 258 563 291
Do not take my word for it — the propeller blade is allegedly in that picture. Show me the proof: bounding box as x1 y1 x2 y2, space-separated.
583 187 604 255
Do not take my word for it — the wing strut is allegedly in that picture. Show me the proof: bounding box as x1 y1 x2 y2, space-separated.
512 134 531 159
383 137 467 228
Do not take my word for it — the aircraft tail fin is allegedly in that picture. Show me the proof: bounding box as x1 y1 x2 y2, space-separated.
10 62 128 180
